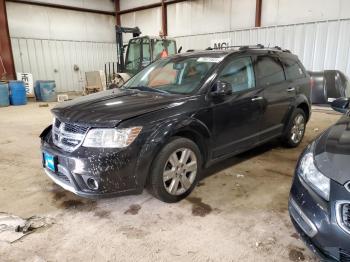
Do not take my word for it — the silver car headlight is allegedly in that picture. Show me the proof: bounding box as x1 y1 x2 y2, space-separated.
82 127 142 148
298 147 330 201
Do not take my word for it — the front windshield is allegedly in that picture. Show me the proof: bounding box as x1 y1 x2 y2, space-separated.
123 56 221 94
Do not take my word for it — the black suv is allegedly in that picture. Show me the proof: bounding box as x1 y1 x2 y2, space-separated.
40 45 311 203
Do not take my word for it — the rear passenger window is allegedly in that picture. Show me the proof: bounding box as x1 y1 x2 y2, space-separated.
282 58 305 80
218 57 255 92
255 56 285 86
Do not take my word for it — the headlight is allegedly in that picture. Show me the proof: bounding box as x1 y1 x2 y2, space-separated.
82 127 142 148
298 149 330 201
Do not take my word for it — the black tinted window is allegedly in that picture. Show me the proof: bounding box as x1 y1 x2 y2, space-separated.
255 56 285 86
281 58 305 80
218 57 255 92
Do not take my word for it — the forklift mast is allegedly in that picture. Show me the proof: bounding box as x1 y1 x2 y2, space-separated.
115 25 141 73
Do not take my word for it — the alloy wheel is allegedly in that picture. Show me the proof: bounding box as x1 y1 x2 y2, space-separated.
163 148 197 196
290 114 305 144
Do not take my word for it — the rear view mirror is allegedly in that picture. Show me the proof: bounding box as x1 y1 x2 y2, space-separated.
331 97 349 114
211 80 232 97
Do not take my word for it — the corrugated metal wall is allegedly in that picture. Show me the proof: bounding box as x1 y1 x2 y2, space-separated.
121 0 350 38
261 0 350 26
10 38 117 93
6 1 117 93
12 0 115 12
174 18 350 76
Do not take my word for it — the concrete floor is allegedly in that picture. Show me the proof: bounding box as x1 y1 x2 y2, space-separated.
0 103 340 262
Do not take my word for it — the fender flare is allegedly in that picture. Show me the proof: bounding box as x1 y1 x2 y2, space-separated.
294 94 311 120
282 94 311 134
134 116 211 188
149 117 211 144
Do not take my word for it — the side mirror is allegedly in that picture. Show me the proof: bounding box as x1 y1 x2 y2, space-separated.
331 97 349 114
211 80 232 97
178 46 183 53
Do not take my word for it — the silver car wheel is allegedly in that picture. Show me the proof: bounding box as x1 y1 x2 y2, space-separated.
163 148 197 196
290 114 305 144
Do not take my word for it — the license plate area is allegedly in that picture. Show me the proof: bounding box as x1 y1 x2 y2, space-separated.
43 152 57 172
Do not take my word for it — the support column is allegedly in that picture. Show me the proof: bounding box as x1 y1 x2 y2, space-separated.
115 0 121 25
161 0 167 36
0 0 16 80
255 0 262 27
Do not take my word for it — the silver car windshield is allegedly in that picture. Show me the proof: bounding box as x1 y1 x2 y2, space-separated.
123 56 222 94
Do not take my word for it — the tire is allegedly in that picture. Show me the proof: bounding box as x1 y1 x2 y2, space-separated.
148 137 202 203
282 108 307 148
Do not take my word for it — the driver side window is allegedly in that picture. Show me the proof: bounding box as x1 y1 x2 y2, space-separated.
218 57 255 92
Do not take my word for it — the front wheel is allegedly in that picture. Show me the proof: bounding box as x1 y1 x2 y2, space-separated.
148 137 202 203
282 108 306 148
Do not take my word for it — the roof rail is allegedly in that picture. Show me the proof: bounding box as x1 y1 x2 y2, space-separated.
238 44 265 50
272 46 292 53
209 44 292 53
210 44 265 51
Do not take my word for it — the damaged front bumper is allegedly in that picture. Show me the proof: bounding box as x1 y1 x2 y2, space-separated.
40 125 150 198
289 174 350 261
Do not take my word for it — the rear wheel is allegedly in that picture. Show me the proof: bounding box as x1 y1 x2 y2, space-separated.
148 137 201 203
282 108 306 147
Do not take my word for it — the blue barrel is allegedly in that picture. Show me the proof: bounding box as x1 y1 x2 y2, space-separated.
9 81 27 106
39 80 56 102
0 82 10 107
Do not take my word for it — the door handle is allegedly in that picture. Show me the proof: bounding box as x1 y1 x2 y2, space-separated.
287 87 296 92
251 96 264 102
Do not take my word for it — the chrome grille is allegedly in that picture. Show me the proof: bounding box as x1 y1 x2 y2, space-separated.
54 118 61 128
336 201 350 235
342 204 350 228
52 118 89 152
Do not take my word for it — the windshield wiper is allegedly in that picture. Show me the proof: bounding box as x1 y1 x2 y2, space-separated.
128 86 169 94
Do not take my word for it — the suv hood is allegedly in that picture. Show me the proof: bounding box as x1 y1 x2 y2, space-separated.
52 89 185 127
314 114 350 185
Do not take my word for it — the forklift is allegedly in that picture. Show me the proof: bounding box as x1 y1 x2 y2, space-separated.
111 25 178 87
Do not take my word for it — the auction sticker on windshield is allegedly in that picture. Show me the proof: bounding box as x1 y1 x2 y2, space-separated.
197 57 223 63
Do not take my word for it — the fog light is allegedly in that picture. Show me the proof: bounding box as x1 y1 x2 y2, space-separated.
87 177 99 190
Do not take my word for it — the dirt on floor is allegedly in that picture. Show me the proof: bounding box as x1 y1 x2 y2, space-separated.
0 103 341 262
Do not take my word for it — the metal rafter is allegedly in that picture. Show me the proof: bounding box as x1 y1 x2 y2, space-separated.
6 0 115 15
